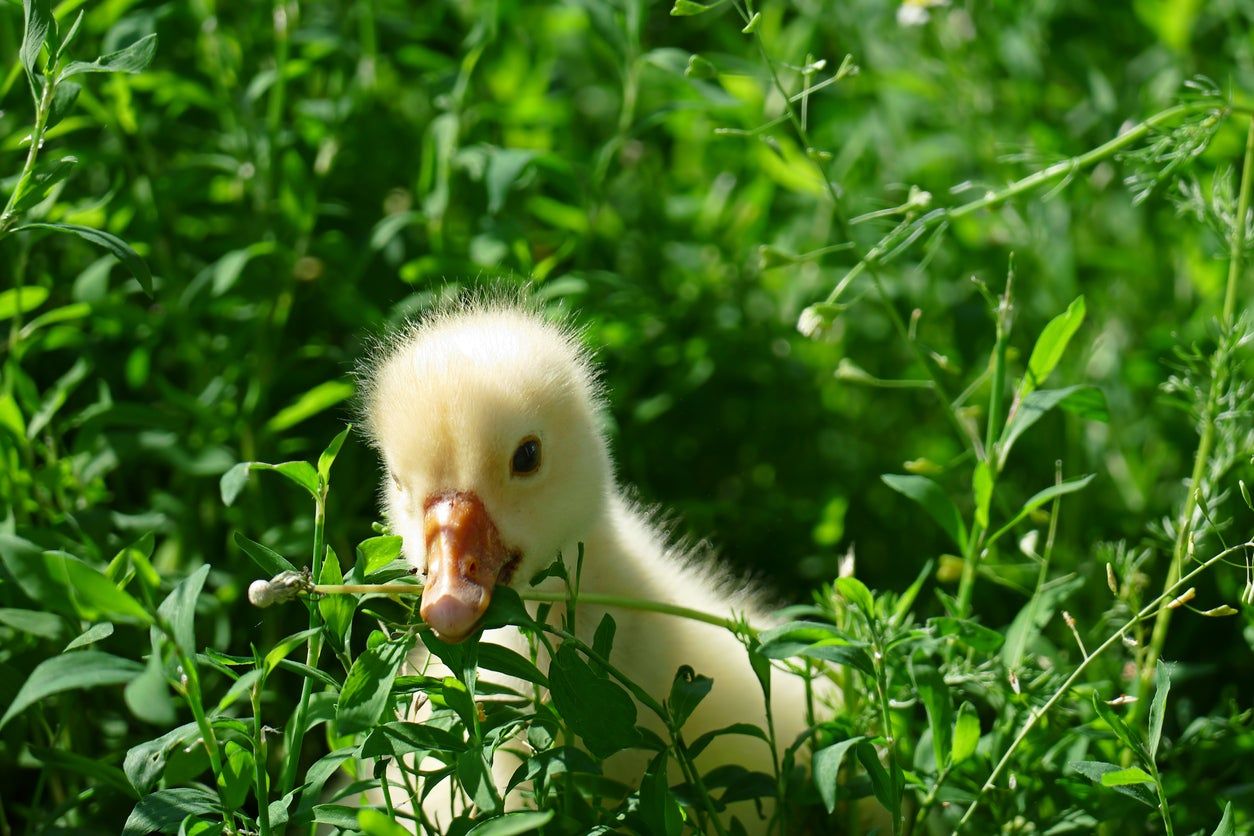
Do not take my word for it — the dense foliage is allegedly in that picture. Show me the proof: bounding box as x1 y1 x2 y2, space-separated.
1 0 1253 834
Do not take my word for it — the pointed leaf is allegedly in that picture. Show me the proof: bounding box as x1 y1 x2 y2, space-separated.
336 633 415 734
21 0 53 77
317 424 352 479
987 474 1095 547
952 701 980 765
1148 661 1172 759
1020 296 1085 396
18 223 152 295
882 474 967 550
2 651 144 728
266 382 354 434
915 667 953 770
813 736 864 813
61 33 158 78
1070 760 1156 807
233 532 298 576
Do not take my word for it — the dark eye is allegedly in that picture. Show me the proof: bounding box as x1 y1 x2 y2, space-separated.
511 437 542 476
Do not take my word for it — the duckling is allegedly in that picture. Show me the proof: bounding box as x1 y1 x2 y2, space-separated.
362 298 819 833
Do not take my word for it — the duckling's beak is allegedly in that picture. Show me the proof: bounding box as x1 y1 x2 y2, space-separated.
420 491 511 642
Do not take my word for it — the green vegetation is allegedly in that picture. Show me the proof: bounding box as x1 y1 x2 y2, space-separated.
1 0 1253 834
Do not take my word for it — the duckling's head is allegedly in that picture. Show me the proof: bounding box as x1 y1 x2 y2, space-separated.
362 303 611 641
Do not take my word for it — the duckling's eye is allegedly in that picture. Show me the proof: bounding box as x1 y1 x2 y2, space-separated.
511 437 542 476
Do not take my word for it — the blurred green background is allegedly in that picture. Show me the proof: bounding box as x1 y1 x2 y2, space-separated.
3 0 1254 830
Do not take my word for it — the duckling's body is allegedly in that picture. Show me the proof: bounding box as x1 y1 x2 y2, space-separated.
363 300 818 833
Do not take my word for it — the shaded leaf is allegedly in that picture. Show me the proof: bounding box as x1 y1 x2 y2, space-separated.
18 223 152 295
2 651 144 728
882 474 967 550
813 736 864 813
123 787 221 835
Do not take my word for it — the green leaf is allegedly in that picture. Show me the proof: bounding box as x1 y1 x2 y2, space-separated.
0 286 50 321
26 356 89 437
1212 803 1235 836
485 148 536 214
124 722 199 794
914 667 952 770
158 564 210 657
266 381 355 434
65 621 113 650
359 808 413 836
667 665 713 728
987 474 1095 547
45 550 152 625
123 787 221 836
124 652 175 725
360 722 463 759
61 33 158 78
1092 693 1144 755
548 643 641 758
233 532 298 576
0 607 63 638
857 740 901 817
29 744 137 799
929 616 1004 653
47 80 80 128
757 621 874 677
882 473 967 550
1070 761 1156 806
477 642 548 688
1019 295 1085 396
317 424 352 479
21 0 53 78
1000 385 1109 464
671 0 721 14
263 628 321 675
18 223 152 295
813 736 864 813
217 741 253 811
466 811 555 836
973 460 993 530
252 460 320 498
318 548 354 644
335 632 415 735
834 576 875 618
1100 766 1154 787
687 722 770 759
1148 660 1172 759
356 535 403 577
952 701 980 765
12 155 78 214
219 463 250 506
1 651 144 728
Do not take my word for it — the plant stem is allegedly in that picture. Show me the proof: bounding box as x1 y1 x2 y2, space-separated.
0 71 56 238
952 539 1254 832
251 671 272 836
1132 115 1254 722
277 490 328 804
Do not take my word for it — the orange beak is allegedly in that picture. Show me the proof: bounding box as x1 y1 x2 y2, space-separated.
419 491 516 642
